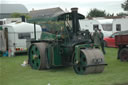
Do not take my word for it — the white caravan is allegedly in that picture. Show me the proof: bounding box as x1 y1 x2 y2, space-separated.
0 22 42 56
79 19 113 37
80 17 128 37
112 17 128 32
0 18 22 26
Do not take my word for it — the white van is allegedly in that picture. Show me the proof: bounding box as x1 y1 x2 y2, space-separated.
0 22 42 56
79 19 113 37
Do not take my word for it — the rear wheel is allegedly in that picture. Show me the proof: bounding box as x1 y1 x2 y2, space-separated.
28 42 49 70
119 48 128 62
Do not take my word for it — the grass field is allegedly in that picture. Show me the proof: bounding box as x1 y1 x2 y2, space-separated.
0 48 128 85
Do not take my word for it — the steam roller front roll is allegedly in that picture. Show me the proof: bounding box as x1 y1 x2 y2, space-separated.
73 48 106 75
28 42 49 70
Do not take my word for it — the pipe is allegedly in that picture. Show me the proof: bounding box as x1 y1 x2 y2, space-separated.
34 22 36 40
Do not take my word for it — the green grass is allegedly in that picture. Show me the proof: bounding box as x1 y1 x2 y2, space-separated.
0 48 128 85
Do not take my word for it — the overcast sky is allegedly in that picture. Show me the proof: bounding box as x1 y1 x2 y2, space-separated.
1 0 126 16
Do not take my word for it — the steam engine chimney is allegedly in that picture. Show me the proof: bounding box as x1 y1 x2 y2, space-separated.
71 8 79 34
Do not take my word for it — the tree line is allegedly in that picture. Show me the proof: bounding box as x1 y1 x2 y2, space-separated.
87 0 128 17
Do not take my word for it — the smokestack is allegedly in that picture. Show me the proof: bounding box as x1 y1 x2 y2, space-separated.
71 8 79 34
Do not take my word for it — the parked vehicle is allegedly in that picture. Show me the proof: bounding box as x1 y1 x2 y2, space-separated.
0 22 42 56
104 32 119 47
80 17 128 37
79 19 113 37
113 17 128 32
0 18 22 26
115 30 128 61
27 8 107 75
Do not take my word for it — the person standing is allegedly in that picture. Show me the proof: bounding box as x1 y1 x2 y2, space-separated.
93 28 101 48
99 29 106 54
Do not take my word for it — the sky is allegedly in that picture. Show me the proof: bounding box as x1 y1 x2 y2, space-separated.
1 0 126 16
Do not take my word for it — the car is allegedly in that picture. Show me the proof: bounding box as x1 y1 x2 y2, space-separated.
104 32 120 47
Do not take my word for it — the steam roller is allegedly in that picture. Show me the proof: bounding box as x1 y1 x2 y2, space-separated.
28 8 107 75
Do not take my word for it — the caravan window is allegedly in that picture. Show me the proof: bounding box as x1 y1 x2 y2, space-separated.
116 24 121 31
18 33 31 39
101 24 112 31
0 21 3 25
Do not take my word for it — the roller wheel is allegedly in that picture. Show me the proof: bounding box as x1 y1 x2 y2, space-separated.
28 42 49 70
73 51 87 74
73 49 106 75
119 48 128 62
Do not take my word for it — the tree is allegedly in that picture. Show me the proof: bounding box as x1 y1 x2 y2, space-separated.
121 0 128 11
116 12 128 16
11 13 31 19
86 8 107 18
106 13 114 17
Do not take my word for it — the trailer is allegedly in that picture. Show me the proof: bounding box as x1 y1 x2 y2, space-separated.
0 22 42 56
80 17 128 38
113 17 128 32
79 19 113 37
0 18 22 26
115 30 128 61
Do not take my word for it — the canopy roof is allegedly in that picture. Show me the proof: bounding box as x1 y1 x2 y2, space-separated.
28 12 85 22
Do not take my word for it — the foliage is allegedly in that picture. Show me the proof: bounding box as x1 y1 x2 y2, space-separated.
86 8 107 17
116 12 128 16
11 13 31 19
0 48 128 85
106 13 114 17
86 8 115 17
121 0 128 11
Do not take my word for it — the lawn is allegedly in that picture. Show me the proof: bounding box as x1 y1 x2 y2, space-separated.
0 48 128 85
